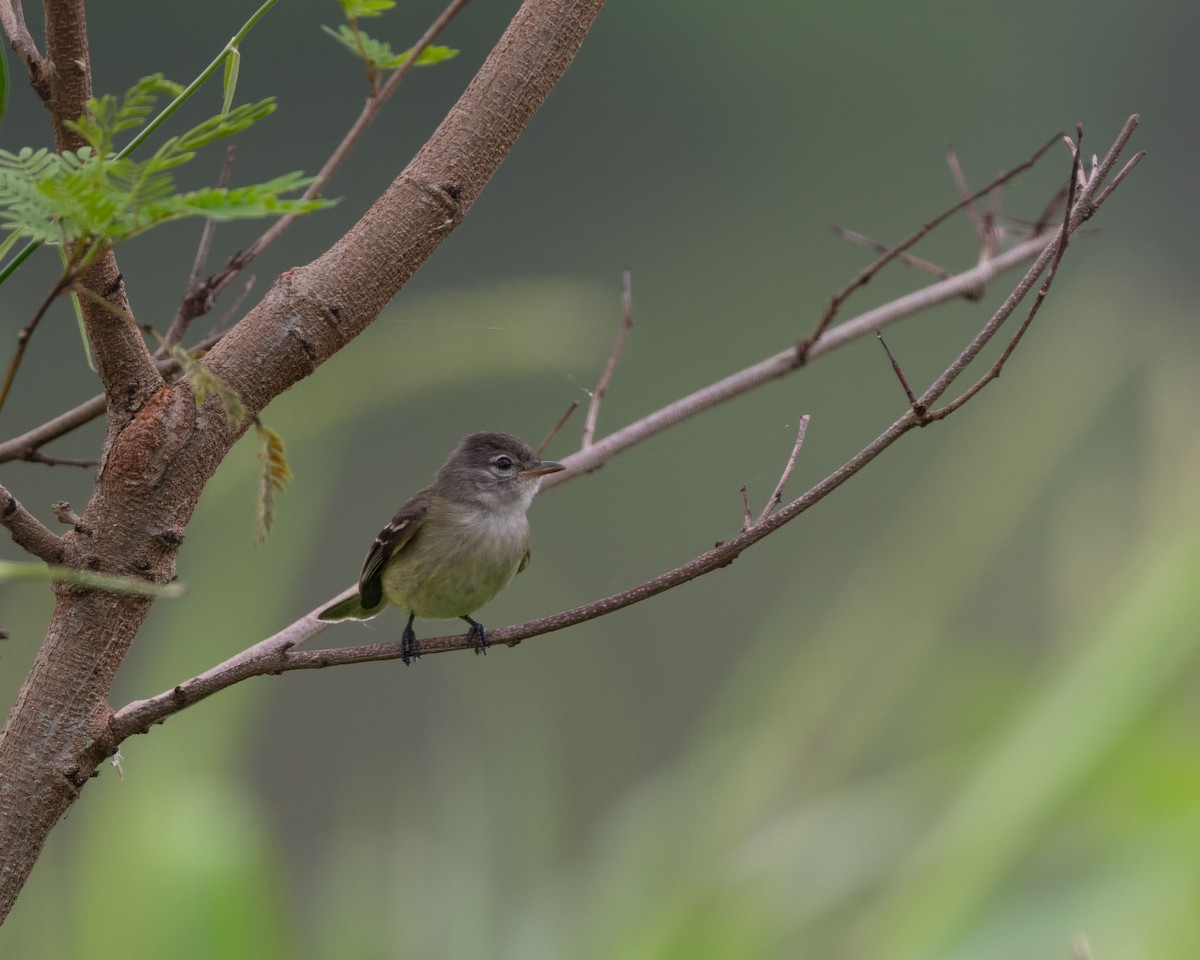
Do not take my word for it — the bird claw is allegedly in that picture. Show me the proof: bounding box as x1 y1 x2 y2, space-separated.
463 617 489 657
400 618 420 666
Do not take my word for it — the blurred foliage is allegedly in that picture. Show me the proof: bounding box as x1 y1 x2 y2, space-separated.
2 1 1198 958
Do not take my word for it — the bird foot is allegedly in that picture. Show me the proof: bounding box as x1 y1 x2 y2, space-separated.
400 619 420 666
463 617 489 656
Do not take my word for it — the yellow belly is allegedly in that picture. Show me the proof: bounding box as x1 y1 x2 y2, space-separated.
380 508 529 619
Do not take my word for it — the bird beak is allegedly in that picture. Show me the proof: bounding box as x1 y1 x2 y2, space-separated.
520 459 566 478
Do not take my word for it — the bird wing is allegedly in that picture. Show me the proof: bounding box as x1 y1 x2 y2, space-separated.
358 488 430 611
517 548 530 575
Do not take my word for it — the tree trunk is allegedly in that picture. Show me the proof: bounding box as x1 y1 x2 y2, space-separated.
0 0 606 922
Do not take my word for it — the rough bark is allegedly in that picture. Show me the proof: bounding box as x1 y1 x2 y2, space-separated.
0 0 606 923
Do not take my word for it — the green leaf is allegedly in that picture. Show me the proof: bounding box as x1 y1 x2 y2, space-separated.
338 0 395 18
397 44 459 68
0 84 326 258
322 24 458 72
254 421 293 544
222 48 240 116
0 559 185 598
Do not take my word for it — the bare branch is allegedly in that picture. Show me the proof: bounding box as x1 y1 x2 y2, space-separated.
110 116 1143 741
162 146 238 350
1092 149 1146 211
832 225 951 281
0 0 48 97
22 450 98 468
740 485 751 534
583 269 633 448
536 400 579 456
0 484 65 564
540 225 1061 492
928 142 1082 420
875 329 920 410
943 143 988 243
754 415 809 527
799 132 1061 355
0 273 72 417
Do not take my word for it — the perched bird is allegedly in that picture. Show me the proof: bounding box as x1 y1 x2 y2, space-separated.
318 432 564 664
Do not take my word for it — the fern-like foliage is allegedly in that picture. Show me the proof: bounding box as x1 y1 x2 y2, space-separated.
322 0 458 76
322 25 459 72
0 74 331 267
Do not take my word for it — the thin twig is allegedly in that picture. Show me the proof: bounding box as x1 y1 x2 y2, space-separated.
1092 150 1146 211
22 450 98 468
799 132 1061 357
754 415 810 526
740 486 751 534
163 146 238 350
583 269 633 448
536 400 578 457
942 143 987 243
540 227 1060 493
1031 182 1070 235
875 329 920 411
0 271 73 417
928 139 1082 420
831 226 951 280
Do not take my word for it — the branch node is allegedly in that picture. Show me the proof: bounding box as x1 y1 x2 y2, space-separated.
52 501 87 530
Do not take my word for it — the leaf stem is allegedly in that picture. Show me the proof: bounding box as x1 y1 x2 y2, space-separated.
116 0 279 160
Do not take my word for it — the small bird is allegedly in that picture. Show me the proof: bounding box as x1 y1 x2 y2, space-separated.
318 432 564 664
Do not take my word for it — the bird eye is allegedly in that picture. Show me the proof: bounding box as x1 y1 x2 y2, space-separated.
494 455 513 471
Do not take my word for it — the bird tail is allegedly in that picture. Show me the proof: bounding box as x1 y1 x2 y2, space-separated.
317 592 379 622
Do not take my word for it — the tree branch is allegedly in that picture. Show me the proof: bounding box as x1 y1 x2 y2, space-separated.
0 0 48 100
0 484 64 563
539 225 1059 492
109 116 1142 743
798 132 1061 354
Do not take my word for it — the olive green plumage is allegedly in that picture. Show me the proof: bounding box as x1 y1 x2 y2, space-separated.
318 432 564 663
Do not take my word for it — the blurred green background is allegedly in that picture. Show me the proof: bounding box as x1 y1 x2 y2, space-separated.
2 0 1198 957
